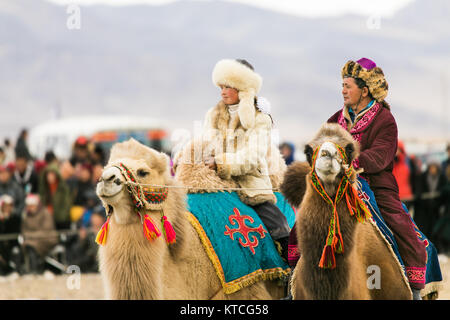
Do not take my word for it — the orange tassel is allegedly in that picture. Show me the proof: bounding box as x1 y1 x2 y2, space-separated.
162 215 176 244
95 217 110 246
143 214 161 241
318 244 336 269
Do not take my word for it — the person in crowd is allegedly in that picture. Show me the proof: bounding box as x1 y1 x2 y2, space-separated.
0 195 16 275
3 138 15 165
72 163 96 208
442 144 450 180
0 164 25 228
69 136 91 167
39 164 72 230
327 57 427 298
408 154 423 198
432 165 450 253
13 154 39 194
279 142 296 166
68 208 105 273
20 194 58 274
0 147 5 166
393 140 414 207
14 129 33 161
414 162 446 244
91 144 106 166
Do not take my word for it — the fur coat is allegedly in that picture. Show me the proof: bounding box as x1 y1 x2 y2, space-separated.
203 100 286 206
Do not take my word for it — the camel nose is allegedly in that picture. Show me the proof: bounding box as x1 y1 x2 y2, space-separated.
100 167 122 185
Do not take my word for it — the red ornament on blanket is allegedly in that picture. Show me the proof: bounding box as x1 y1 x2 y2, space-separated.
224 208 268 255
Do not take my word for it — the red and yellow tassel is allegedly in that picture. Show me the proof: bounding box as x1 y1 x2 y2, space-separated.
161 215 176 244
95 217 110 246
143 214 161 241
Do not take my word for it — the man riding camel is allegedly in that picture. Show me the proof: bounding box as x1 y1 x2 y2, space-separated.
201 58 290 260
327 57 427 300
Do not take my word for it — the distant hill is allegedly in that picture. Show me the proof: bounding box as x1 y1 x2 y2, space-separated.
1 0 449 148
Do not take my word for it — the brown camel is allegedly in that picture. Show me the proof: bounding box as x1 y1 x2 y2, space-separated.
96 138 285 299
281 123 412 300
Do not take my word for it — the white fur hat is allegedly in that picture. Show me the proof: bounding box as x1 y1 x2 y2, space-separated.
212 59 263 129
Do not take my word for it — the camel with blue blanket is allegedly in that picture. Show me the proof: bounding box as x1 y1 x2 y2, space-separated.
281 123 442 300
95 138 294 299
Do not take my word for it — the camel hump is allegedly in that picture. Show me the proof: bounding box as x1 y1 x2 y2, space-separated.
280 161 310 208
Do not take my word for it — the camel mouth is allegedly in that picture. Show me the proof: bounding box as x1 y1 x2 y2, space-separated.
96 183 124 201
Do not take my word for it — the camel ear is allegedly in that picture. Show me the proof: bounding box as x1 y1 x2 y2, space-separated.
148 151 170 176
345 143 355 164
304 144 314 166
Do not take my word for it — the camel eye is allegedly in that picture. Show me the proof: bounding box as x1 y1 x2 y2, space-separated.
137 169 149 178
321 150 330 157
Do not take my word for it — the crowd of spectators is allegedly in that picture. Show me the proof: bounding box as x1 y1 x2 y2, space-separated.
0 130 107 276
393 142 450 254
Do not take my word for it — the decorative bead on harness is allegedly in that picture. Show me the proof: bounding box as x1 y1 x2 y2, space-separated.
309 143 371 269
95 162 176 246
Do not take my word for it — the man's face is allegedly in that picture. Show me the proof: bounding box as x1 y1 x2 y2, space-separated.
342 77 363 107
26 204 39 215
220 85 240 105
0 171 10 183
15 157 28 173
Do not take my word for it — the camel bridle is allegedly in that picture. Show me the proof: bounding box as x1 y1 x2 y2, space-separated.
309 142 371 269
95 162 176 246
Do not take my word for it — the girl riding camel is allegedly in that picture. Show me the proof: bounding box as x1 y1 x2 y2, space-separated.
201 58 290 259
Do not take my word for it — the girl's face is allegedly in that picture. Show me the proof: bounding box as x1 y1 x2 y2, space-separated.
220 85 239 105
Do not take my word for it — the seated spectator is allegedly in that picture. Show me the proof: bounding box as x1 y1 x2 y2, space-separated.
13 154 39 194
39 164 72 230
0 195 15 275
68 208 105 273
21 194 59 274
0 164 24 230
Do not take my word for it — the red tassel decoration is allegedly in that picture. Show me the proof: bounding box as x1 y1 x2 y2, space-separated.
143 214 161 241
162 215 176 244
95 217 110 246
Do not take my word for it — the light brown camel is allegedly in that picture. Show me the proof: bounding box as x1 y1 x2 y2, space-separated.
96 138 285 299
281 123 412 300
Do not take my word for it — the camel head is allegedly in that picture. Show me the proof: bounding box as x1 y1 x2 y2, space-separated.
97 138 170 225
304 123 359 193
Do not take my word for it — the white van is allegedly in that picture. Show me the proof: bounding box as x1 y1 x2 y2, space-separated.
28 115 170 160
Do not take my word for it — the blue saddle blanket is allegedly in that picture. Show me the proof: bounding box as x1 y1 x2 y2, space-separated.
186 191 296 294
358 176 442 287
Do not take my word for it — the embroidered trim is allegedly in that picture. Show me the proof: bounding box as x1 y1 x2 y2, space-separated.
406 267 426 284
337 103 381 169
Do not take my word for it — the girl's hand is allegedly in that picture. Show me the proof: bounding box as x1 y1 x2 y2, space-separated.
204 156 217 171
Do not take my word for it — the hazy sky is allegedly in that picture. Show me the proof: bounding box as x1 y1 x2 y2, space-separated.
45 0 415 18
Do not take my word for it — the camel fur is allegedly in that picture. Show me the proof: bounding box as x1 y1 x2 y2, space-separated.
96 138 285 299
281 123 412 300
